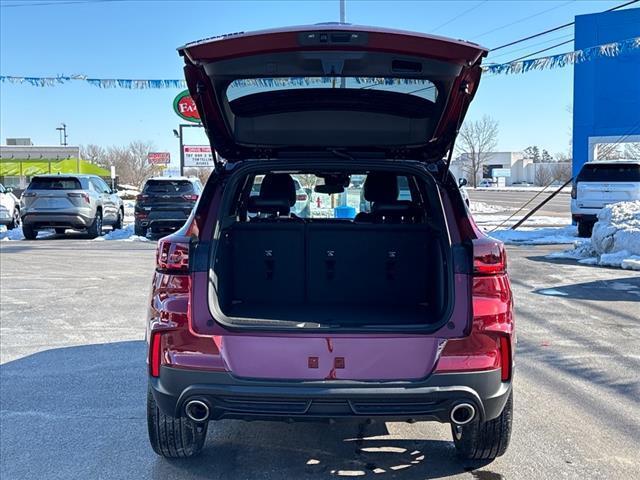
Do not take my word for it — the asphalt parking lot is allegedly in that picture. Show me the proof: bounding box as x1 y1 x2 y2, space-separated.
467 188 570 220
1 238 639 479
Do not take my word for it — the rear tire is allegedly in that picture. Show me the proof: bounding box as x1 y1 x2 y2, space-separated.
7 207 20 230
113 208 124 230
87 210 103 239
452 392 513 460
22 224 37 240
134 223 147 237
55 228 66 235
577 220 593 238
147 384 207 458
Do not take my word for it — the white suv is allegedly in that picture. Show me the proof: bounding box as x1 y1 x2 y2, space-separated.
571 160 640 237
0 183 21 230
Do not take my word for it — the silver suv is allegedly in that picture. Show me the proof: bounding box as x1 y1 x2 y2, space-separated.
20 174 124 239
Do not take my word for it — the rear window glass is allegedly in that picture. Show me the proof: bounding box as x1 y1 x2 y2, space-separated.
577 163 640 182
246 173 414 219
143 180 194 194
227 77 438 103
28 177 81 190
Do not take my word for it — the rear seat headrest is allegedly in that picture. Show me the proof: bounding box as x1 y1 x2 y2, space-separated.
371 201 423 223
260 173 296 206
248 197 291 216
363 173 399 203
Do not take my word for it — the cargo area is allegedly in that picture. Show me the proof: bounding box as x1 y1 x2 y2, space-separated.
209 168 453 330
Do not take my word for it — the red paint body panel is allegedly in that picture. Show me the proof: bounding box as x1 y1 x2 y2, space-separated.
181 25 487 65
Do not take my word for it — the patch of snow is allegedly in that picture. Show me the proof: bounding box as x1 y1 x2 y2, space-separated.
475 214 570 229
545 201 640 271
0 226 55 241
578 257 599 265
470 186 571 194
538 288 568 296
93 224 149 242
489 225 578 245
591 200 640 257
469 202 507 214
123 200 135 223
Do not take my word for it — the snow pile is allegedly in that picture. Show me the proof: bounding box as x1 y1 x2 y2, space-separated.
548 201 640 270
0 226 54 241
489 225 578 245
469 202 506 214
93 224 149 242
122 200 135 223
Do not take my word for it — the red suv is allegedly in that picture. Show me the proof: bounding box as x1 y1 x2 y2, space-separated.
147 25 514 461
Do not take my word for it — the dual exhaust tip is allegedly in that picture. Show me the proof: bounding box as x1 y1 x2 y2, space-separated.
185 399 210 423
186 398 475 425
450 403 476 426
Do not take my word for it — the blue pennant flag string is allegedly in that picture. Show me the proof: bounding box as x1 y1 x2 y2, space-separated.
1 37 638 88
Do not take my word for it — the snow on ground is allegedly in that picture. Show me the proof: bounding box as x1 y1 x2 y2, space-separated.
547 201 640 271
93 224 149 242
123 200 135 224
475 214 571 230
489 225 579 245
469 201 509 214
0 226 55 241
470 186 571 194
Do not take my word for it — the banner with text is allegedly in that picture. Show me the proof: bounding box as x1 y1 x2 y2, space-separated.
147 152 171 165
183 145 215 167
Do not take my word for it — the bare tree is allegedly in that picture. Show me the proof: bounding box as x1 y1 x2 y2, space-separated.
455 115 499 187
184 167 213 185
533 164 553 186
596 143 624 160
550 162 572 183
102 141 162 187
80 144 108 167
624 142 640 160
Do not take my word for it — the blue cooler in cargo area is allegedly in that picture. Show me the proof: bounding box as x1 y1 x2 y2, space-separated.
334 205 356 219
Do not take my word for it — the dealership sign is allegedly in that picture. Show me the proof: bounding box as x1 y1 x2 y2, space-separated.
184 146 215 167
173 90 201 123
147 152 171 165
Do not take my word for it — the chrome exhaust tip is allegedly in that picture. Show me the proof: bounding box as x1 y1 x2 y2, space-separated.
450 403 476 426
185 399 210 423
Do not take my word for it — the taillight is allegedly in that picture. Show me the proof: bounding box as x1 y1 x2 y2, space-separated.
136 194 148 202
156 238 190 272
473 237 507 275
435 236 513 379
296 193 308 201
134 211 148 219
570 183 577 199
182 194 199 201
67 192 90 204
149 331 162 377
22 192 36 198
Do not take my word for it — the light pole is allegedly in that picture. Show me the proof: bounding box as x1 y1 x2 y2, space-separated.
174 123 203 176
56 123 68 146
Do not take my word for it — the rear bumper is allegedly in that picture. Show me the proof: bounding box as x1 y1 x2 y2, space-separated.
136 217 188 232
150 367 511 424
22 212 92 229
571 213 598 223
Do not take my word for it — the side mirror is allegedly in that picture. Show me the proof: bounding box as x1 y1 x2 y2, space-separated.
5 187 13 193
458 178 468 187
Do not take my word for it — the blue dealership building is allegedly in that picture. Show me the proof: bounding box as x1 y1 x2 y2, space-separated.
572 8 640 177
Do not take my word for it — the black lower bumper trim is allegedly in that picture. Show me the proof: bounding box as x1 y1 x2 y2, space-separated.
151 367 511 424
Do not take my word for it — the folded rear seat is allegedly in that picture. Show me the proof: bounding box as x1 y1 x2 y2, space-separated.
306 222 430 306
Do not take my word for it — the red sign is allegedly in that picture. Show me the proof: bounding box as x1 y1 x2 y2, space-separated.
147 152 171 165
173 90 201 123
